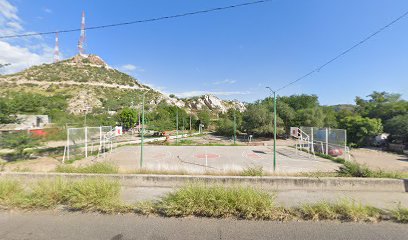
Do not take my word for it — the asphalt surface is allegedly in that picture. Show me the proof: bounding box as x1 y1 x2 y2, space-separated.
0 212 407 240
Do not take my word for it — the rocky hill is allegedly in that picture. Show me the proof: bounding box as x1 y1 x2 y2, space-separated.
0 54 246 115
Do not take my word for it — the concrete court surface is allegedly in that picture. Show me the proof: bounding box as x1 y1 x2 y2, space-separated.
105 145 340 173
0 212 407 240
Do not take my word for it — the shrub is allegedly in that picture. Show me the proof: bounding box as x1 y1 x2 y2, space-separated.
157 185 284 220
391 205 408 223
0 132 41 161
66 178 125 213
337 161 404 178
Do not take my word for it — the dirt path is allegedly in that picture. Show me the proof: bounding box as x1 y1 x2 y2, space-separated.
3 157 60 172
350 148 408 172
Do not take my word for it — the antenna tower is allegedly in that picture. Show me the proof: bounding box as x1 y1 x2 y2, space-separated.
78 11 86 55
54 32 60 62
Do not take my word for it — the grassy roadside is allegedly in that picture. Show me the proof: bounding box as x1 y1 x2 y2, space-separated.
1 180 406 223
52 161 408 179
0 178 128 213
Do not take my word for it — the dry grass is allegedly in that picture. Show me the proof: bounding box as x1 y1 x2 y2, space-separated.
297 199 382 222
0 178 127 213
0 179 406 224
55 162 119 174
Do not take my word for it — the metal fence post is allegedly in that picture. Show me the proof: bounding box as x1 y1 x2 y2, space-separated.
325 128 329 155
311 127 314 152
66 128 69 162
99 126 102 157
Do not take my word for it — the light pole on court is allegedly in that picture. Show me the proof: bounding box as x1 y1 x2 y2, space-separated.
140 89 152 168
176 107 179 145
266 87 277 172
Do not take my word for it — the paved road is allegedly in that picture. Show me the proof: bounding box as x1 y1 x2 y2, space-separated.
0 212 406 240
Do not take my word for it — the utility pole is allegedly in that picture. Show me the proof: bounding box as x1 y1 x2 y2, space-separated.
266 87 277 172
233 109 236 144
140 89 151 168
189 114 192 131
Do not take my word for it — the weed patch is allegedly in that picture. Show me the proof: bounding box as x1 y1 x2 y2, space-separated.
337 161 405 179
297 199 382 222
241 166 264 176
391 204 408 223
0 178 127 212
156 185 287 220
55 162 119 174
0 179 24 207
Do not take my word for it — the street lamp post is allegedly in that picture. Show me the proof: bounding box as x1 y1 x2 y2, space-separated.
140 89 152 168
266 87 277 172
176 108 179 145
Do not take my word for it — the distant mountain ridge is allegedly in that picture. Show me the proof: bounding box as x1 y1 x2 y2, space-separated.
0 54 246 115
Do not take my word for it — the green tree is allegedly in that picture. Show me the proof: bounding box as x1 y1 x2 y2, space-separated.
339 116 383 146
356 91 408 121
279 94 319 111
294 107 325 127
216 109 242 136
0 99 16 124
242 104 284 136
384 114 408 143
0 132 41 160
322 106 338 128
197 108 211 129
116 108 137 130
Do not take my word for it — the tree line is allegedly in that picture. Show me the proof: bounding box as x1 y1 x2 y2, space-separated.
216 91 407 147
1 91 407 147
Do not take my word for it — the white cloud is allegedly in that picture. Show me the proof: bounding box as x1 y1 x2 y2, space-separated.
43 8 52 14
120 64 136 71
118 64 145 72
0 41 52 74
213 79 237 85
175 90 251 98
0 0 53 74
0 0 19 20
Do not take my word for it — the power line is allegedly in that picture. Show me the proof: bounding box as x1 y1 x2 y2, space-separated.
275 9 408 92
0 0 272 39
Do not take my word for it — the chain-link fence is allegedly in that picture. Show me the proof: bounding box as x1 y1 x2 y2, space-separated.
63 126 114 162
299 126 348 158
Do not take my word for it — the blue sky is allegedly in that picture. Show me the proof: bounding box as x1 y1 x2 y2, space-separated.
1 0 408 105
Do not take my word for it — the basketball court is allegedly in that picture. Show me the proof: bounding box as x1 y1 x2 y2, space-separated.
105 145 341 173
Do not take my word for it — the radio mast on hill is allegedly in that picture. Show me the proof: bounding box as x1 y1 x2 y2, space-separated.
78 11 86 55
54 32 60 62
